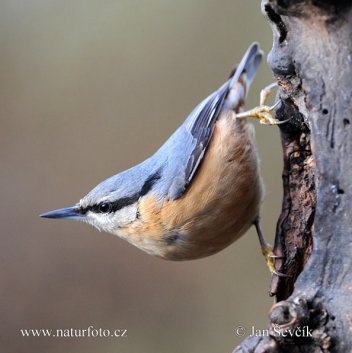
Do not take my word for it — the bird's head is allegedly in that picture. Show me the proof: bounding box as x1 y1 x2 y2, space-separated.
40 168 161 235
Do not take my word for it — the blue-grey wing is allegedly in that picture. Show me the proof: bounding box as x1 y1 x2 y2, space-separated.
147 86 229 200
181 43 262 190
182 82 230 185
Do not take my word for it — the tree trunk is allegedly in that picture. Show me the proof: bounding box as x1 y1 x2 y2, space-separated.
234 1 352 352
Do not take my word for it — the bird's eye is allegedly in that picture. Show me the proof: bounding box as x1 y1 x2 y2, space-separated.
98 202 112 213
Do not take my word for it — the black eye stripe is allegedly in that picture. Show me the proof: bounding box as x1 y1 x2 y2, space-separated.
105 195 139 213
85 195 139 214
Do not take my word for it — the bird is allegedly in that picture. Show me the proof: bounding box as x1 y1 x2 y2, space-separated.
41 43 283 274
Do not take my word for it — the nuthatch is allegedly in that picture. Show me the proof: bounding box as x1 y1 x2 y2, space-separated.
41 43 283 274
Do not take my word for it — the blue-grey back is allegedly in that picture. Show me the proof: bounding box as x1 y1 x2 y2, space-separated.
82 43 262 208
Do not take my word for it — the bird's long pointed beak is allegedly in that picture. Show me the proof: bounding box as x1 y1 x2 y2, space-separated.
40 206 83 220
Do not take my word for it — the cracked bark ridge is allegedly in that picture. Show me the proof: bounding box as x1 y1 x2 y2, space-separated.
234 1 352 352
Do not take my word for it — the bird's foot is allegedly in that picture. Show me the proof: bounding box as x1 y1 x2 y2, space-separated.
236 82 291 125
261 244 287 277
254 219 288 277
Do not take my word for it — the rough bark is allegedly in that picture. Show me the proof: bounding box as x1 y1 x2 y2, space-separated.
234 1 352 352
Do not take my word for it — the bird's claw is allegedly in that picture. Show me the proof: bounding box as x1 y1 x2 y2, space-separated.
262 245 288 278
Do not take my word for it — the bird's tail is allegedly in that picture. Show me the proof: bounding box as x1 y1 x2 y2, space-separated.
228 42 263 94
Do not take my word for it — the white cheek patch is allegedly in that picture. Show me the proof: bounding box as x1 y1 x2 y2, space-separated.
111 204 138 227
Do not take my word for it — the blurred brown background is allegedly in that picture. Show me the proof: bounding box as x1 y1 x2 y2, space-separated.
0 1 282 352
